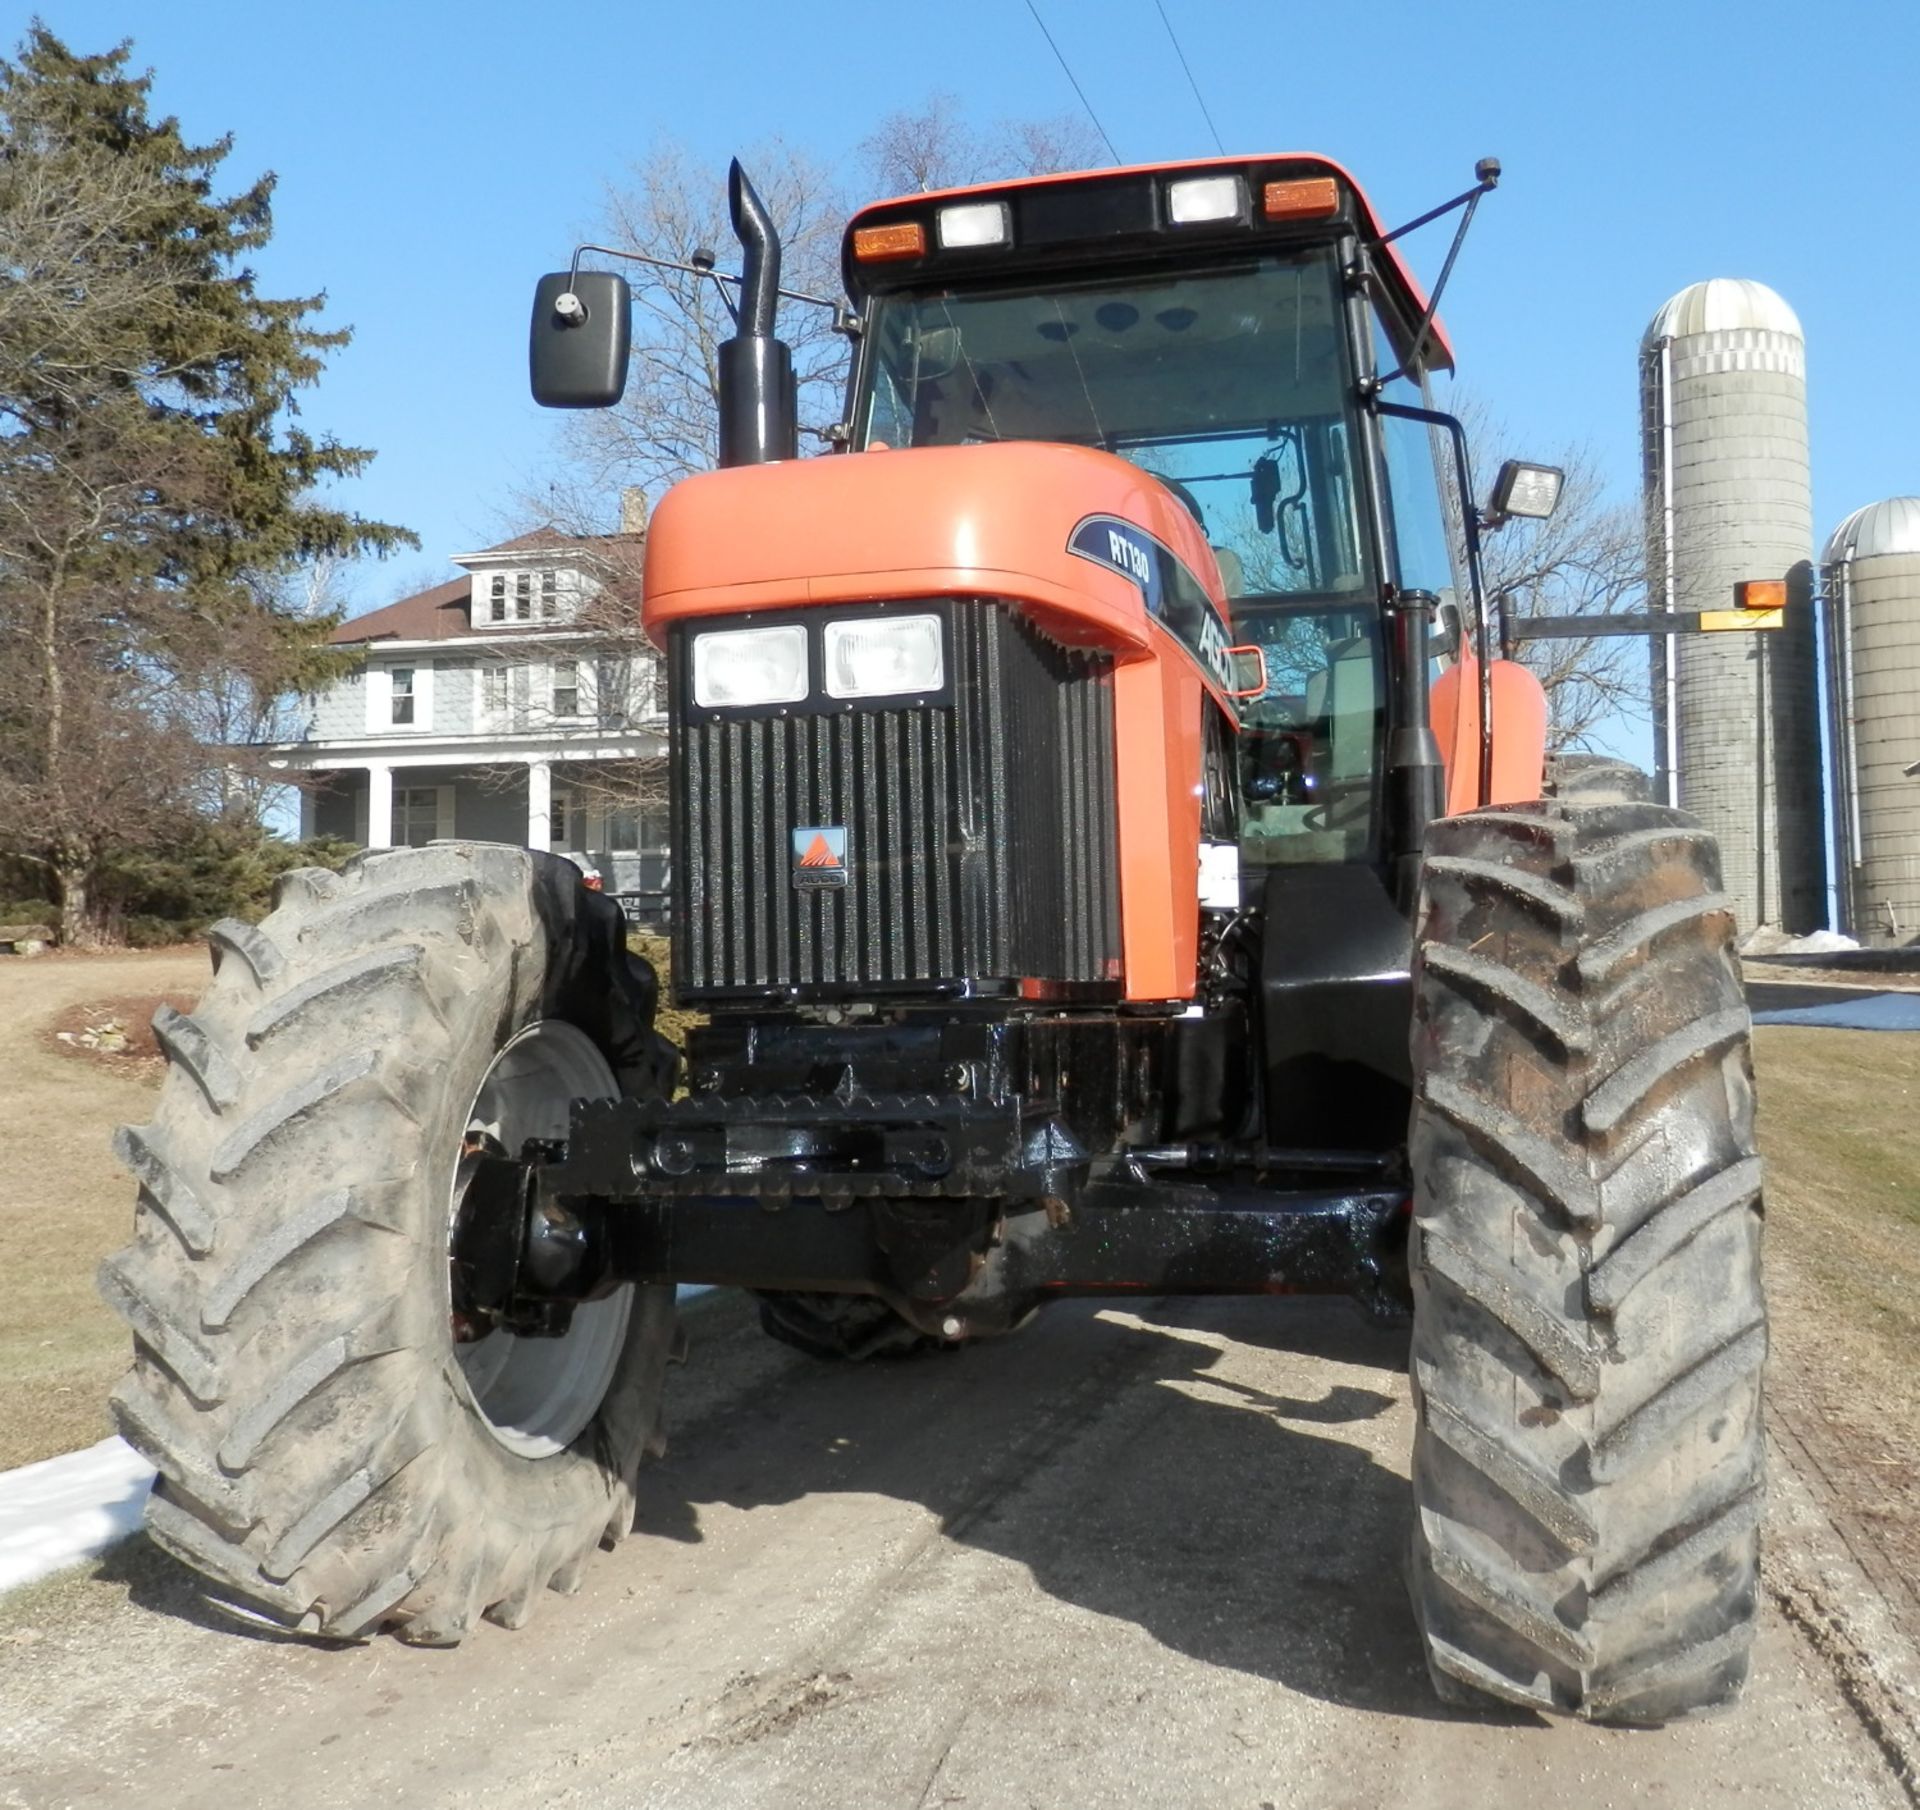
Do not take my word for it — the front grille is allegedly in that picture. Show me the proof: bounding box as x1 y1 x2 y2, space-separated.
672 600 1118 995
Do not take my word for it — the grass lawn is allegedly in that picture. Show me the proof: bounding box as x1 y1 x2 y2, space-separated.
1752 1025 1920 1571
0 948 211 1471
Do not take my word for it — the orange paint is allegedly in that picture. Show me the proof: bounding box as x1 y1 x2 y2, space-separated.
645 443 1236 707
1431 655 1549 813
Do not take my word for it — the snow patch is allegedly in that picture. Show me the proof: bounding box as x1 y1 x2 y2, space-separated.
1742 927 1862 956
0 1438 154 1595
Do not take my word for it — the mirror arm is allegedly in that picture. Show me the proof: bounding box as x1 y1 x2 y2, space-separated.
563 242 849 322
1369 157 1500 391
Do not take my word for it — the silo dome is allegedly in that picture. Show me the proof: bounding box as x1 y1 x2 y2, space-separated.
1824 496 1920 565
1643 278 1803 347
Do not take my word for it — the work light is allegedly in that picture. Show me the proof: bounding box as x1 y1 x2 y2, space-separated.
936 201 1012 250
691 624 809 708
1167 175 1246 226
1486 460 1565 525
823 614 945 700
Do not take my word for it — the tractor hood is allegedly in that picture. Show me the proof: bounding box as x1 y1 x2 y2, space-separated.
642 442 1235 687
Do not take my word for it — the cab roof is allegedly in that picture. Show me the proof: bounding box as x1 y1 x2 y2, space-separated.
843 152 1453 373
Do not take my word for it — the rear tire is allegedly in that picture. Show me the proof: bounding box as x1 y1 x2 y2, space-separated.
102 843 679 1642
1407 800 1764 1724
1545 754 1652 804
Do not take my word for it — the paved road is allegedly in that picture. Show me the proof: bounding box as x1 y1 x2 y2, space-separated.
2 1290 1913 1810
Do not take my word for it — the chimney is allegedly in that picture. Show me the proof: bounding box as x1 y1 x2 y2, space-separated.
619 486 648 536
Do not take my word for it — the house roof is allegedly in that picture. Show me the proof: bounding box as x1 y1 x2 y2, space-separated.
455 524 645 563
329 527 643 647
329 576 474 645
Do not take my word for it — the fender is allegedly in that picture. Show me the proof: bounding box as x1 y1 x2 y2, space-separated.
1430 654 1549 813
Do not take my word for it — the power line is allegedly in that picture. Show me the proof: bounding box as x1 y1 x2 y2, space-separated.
1153 0 1225 155
1022 0 1122 165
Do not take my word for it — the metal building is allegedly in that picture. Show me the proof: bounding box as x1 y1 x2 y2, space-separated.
1823 497 1920 944
1641 278 1825 933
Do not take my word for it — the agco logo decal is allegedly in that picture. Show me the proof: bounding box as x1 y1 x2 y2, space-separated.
792 826 849 889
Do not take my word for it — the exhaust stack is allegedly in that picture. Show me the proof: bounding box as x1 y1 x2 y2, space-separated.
718 160 798 467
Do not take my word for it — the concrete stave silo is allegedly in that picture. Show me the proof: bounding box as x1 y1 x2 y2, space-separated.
1641 278 1826 934
1823 497 1920 944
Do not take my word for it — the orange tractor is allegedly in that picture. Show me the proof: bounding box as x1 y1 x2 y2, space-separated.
105 152 1764 1723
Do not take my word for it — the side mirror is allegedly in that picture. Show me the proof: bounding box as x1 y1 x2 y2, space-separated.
1225 643 1269 700
1482 459 1564 529
529 270 631 409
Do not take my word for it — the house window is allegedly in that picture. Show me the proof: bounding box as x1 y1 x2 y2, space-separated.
397 787 441 847
515 573 531 621
552 658 579 718
482 666 507 717
551 792 570 846
391 667 415 726
595 655 630 727
541 571 557 619
489 576 506 623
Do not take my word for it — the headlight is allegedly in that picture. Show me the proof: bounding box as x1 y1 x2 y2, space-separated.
823 614 944 700
691 624 809 709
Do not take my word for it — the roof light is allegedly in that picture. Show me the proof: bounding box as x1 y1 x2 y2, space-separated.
853 222 926 262
936 201 1011 250
1262 177 1340 221
1167 174 1246 226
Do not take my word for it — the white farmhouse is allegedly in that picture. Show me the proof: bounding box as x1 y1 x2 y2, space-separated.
277 516 669 919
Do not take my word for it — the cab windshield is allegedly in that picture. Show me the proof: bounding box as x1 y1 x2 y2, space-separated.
856 249 1371 602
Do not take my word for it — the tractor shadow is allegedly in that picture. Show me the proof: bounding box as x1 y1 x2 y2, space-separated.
634 1292 1516 1725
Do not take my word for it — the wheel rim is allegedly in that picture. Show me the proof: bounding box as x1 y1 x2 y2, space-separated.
449 1020 632 1460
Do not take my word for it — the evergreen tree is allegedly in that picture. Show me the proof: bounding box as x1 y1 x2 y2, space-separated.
0 24 413 941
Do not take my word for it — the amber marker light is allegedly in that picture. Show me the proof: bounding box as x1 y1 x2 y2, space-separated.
1702 577 1786 632
853 222 927 262
1262 177 1340 221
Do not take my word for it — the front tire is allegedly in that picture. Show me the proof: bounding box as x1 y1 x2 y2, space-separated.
1407 800 1764 1723
102 843 678 1642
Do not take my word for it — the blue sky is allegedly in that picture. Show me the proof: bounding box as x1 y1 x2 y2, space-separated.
27 0 1920 624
